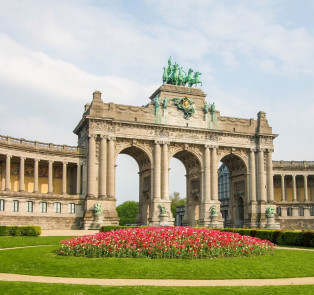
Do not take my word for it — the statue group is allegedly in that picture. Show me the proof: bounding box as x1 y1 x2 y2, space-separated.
163 57 202 88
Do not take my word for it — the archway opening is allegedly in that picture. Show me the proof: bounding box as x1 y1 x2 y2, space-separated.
115 146 151 225
169 157 186 225
219 154 247 228
171 150 201 226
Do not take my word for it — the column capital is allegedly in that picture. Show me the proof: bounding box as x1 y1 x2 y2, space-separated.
257 148 265 152
20 157 26 161
108 136 116 141
48 160 54 164
204 144 210 149
154 140 162 145
62 161 68 165
250 148 256 153
266 148 274 153
89 134 98 140
161 141 170 145
209 145 218 150
99 134 106 139
6 154 12 159
34 158 40 162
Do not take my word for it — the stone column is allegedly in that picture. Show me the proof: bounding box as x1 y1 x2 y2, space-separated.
62 161 67 195
48 160 54 194
304 175 308 202
34 159 39 193
19 157 25 192
99 135 107 197
292 175 297 201
161 142 169 200
1 161 5 190
87 135 97 197
153 141 161 200
266 149 274 202
203 145 211 202
76 163 81 195
210 146 218 201
107 137 115 198
281 175 286 201
5 155 11 191
249 149 256 202
257 149 266 202
82 163 87 196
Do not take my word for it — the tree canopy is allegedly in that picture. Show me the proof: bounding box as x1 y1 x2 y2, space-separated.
116 201 139 226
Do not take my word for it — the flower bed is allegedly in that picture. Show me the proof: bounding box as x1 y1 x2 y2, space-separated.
58 227 274 259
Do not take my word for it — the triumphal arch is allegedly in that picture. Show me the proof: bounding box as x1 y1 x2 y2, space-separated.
74 59 276 229
1 59 313 229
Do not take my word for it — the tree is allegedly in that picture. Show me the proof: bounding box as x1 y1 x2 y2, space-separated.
170 192 186 224
116 201 139 226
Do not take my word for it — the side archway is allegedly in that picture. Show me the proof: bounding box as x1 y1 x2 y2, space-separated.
115 144 152 225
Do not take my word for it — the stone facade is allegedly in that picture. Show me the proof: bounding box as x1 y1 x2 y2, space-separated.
0 84 313 229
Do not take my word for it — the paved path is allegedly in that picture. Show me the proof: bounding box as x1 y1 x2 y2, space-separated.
0 273 313 286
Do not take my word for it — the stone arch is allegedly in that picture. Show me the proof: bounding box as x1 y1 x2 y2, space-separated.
219 153 248 228
115 142 153 226
218 149 249 171
169 147 202 226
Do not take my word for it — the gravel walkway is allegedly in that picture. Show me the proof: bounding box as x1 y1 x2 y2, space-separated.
0 273 313 286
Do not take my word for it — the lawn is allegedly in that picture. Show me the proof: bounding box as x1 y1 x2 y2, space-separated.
0 236 72 248
0 236 313 280
0 282 313 295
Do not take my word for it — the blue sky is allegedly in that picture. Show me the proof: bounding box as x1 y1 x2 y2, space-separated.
1 0 314 204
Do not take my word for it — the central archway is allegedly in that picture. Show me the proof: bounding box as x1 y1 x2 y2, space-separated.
219 154 248 228
170 149 202 226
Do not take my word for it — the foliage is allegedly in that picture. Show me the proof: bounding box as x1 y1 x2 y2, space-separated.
116 201 139 226
0 226 41 237
170 192 186 223
213 228 314 247
58 227 274 259
1 282 314 295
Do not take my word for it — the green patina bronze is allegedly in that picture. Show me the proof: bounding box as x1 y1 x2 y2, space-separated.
153 94 160 115
210 102 215 115
94 202 102 214
163 57 202 88
171 96 195 119
266 206 275 218
162 97 168 109
203 101 210 114
210 205 218 216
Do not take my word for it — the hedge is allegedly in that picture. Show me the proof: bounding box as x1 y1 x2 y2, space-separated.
0 226 41 236
214 228 314 247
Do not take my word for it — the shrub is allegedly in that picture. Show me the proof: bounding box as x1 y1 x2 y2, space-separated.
303 231 314 247
0 226 41 236
255 230 276 243
277 231 303 246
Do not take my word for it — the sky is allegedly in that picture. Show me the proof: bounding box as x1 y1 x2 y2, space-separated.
1 0 314 204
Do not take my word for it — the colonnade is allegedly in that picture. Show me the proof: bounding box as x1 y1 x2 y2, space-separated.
1 154 81 195
276 174 312 202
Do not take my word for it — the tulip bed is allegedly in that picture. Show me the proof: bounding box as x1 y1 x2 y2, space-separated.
58 227 274 259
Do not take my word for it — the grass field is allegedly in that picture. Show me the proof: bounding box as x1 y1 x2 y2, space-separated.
0 236 313 294
0 237 313 280
0 282 314 295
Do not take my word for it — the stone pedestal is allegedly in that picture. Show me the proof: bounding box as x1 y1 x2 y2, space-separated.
209 214 223 228
159 213 169 226
265 216 280 229
90 212 103 229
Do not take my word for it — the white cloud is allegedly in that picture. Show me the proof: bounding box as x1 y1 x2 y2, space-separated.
0 33 157 105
